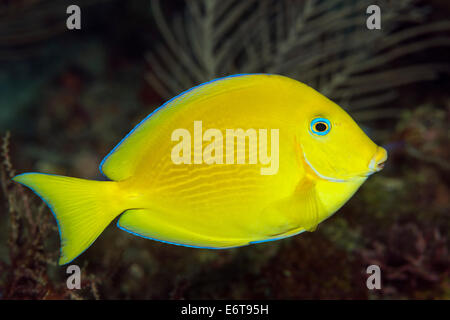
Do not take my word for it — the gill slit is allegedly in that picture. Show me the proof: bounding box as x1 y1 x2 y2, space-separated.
298 143 347 183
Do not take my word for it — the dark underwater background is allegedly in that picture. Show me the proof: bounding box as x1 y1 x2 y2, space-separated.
0 0 448 299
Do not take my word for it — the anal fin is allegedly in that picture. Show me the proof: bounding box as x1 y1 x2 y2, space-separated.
117 209 250 249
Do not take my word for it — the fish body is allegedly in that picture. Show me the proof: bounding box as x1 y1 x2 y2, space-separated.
13 74 387 265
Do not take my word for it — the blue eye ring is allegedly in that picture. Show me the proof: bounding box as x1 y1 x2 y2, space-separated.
310 118 331 136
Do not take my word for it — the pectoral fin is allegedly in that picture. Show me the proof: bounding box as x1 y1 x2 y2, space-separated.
291 178 325 231
259 177 324 238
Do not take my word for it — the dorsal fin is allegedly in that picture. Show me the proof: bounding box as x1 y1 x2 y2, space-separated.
99 74 266 181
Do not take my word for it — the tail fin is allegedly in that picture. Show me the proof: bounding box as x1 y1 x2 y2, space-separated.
13 173 124 265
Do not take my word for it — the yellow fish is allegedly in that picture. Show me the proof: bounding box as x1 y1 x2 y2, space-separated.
13 74 387 265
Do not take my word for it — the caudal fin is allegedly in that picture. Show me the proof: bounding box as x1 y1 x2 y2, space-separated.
13 173 123 265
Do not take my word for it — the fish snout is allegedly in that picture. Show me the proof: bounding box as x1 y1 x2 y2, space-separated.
368 146 388 173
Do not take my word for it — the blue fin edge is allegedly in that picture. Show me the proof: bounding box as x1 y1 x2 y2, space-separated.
249 230 306 244
116 221 244 250
117 221 305 249
99 73 268 177
13 173 70 265
12 172 103 266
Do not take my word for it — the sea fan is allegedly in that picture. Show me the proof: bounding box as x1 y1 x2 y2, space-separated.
147 0 450 121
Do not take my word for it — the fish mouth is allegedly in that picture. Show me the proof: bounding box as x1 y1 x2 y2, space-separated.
302 146 387 182
367 146 388 175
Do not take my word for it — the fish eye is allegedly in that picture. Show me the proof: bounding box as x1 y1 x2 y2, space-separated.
310 118 331 136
